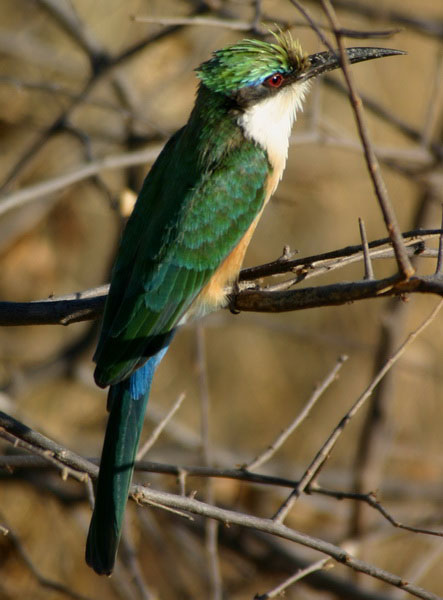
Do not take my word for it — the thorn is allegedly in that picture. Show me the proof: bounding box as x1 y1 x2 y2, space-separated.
278 245 299 262
358 218 374 280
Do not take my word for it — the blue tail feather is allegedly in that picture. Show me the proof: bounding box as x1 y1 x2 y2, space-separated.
85 345 169 575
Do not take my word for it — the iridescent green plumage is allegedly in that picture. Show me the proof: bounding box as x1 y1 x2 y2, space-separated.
86 32 405 576
93 87 269 387
87 71 270 575
197 30 308 92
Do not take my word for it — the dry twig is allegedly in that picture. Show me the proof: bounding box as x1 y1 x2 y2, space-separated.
272 299 443 523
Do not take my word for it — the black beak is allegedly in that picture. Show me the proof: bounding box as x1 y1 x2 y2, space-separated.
298 47 406 82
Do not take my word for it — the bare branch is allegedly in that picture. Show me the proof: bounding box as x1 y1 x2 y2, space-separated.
0 231 441 327
3 449 441 538
119 522 155 600
0 411 98 478
0 145 162 218
359 218 374 280
195 324 223 600
131 484 442 600
137 393 186 460
320 0 414 279
312 0 443 39
313 487 443 538
272 299 443 523
245 355 347 470
0 512 93 600
239 230 441 281
254 557 332 599
35 0 109 68
132 15 267 32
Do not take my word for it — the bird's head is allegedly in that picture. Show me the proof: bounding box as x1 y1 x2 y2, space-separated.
195 31 404 174
196 29 404 109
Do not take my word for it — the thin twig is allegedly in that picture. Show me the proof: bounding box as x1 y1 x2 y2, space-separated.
195 324 223 600
36 0 108 66
347 184 442 539
313 486 443 538
359 218 374 280
132 15 267 32
288 0 334 50
119 520 154 600
245 355 348 470
0 428 89 483
133 495 194 521
0 512 93 600
316 0 443 39
239 230 441 281
133 13 418 42
0 145 162 217
0 230 441 327
420 51 443 147
320 0 414 280
3 450 443 538
0 8 198 192
131 483 442 600
136 393 186 460
253 0 264 33
272 299 443 524
254 557 332 599
391 541 443 600
0 411 98 477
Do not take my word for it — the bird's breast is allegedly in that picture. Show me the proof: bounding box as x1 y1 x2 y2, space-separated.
185 171 278 322
237 81 310 180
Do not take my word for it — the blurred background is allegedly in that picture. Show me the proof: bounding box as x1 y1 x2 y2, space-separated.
0 1 442 599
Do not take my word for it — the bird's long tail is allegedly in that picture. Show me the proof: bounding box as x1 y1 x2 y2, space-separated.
85 346 169 575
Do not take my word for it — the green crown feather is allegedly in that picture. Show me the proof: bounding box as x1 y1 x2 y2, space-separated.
196 30 308 94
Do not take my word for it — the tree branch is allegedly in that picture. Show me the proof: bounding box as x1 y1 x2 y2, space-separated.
0 231 442 327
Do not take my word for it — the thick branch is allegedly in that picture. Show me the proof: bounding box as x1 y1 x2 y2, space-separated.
1 231 442 326
232 274 443 314
131 485 440 600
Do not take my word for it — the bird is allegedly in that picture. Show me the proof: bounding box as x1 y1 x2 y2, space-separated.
85 30 404 575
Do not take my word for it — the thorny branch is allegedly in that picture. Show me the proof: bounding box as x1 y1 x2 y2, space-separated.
272 299 443 523
0 229 442 326
245 355 348 470
0 511 93 600
1 2 442 599
2 451 442 537
1 292 443 600
1 410 442 600
254 557 332 599
320 0 414 279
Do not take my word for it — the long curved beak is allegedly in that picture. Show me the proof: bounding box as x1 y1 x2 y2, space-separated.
298 47 406 82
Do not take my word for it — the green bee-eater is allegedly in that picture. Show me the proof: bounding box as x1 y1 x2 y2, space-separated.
85 31 403 575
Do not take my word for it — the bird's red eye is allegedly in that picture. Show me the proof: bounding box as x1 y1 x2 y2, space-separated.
265 73 284 88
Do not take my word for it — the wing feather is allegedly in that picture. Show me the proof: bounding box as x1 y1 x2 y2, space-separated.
94 121 269 387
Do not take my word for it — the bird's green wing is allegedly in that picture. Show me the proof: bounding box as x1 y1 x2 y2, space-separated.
94 126 269 387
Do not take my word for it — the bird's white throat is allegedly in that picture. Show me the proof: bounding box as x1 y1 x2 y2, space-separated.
238 81 310 178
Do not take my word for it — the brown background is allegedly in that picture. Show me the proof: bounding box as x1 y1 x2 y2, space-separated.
0 1 442 599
